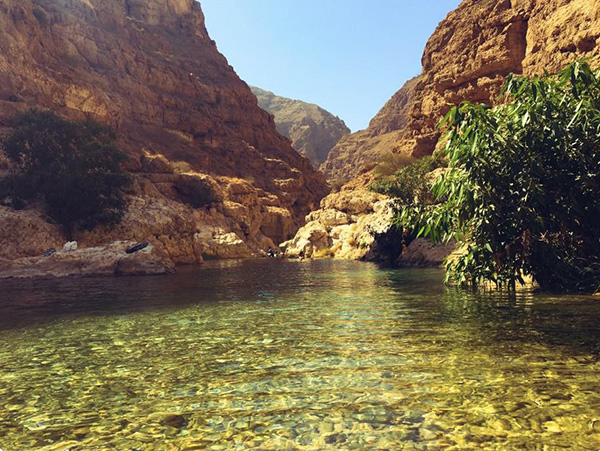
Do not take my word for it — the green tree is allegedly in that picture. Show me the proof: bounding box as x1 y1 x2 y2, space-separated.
400 62 600 292
1 109 131 238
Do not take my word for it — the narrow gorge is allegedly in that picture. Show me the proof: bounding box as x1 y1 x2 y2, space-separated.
1 0 600 271
2 2 600 451
250 86 350 168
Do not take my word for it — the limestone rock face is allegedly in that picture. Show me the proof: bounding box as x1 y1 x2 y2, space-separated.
321 78 420 182
0 168 316 267
0 0 328 258
0 206 64 260
322 0 600 181
76 173 305 263
282 189 404 262
126 0 198 27
251 87 350 168
283 189 456 266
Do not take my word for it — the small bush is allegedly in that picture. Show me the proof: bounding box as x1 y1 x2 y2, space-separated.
174 175 221 208
172 161 193 174
369 154 445 205
1 109 131 237
372 152 414 178
140 153 174 174
329 177 346 193
166 129 194 143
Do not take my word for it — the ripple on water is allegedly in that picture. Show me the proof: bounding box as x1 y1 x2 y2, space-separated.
0 261 599 450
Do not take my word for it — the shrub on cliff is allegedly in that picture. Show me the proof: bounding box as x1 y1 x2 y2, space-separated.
372 152 414 178
400 62 600 292
174 174 222 208
369 154 445 205
1 109 131 238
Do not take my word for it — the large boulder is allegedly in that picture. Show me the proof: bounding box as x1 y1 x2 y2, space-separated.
283 222 331 259
283 190 401 261
194 228 252 259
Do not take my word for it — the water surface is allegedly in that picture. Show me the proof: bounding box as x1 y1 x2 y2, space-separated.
0 260 599 451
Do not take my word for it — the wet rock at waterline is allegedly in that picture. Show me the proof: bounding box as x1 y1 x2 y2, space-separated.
0 241 175 278
397 238 457 268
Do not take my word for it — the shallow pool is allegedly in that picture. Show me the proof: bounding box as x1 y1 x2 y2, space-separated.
0 260 599 450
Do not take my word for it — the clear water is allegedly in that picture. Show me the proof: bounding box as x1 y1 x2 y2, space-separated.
0 260 599 451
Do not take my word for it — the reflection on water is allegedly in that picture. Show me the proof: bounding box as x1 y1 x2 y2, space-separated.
0 260 599 451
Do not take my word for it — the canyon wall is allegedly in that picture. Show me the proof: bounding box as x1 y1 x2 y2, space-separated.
322 0 600 181
251 86 350 168
304 0 600 263
0 0 329 263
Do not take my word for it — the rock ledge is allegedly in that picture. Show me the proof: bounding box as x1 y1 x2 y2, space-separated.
0 241 175 279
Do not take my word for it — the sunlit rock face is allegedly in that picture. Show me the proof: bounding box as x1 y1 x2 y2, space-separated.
0 0 329 262
322 0 600 182
281 183 455 266
281 189 405 262
126 0 195 25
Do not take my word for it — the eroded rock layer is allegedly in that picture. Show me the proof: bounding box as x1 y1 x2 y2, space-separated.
322 0 600 181
0 0 329 263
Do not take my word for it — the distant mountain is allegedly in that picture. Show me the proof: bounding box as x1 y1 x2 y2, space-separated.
251 87 350 168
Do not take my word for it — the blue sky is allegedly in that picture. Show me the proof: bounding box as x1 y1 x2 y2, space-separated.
201 1 462 132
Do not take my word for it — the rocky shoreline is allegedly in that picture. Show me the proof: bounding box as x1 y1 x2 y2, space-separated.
0 201 454 281
0 179 456 280
0 238 454 281
0 241 175 279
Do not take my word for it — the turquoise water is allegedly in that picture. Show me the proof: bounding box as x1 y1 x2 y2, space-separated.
0 260 599 451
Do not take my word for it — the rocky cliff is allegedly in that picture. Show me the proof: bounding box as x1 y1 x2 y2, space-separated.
307 0 600 264
0 0 329 264
250 86 350 168
322 0 600 181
